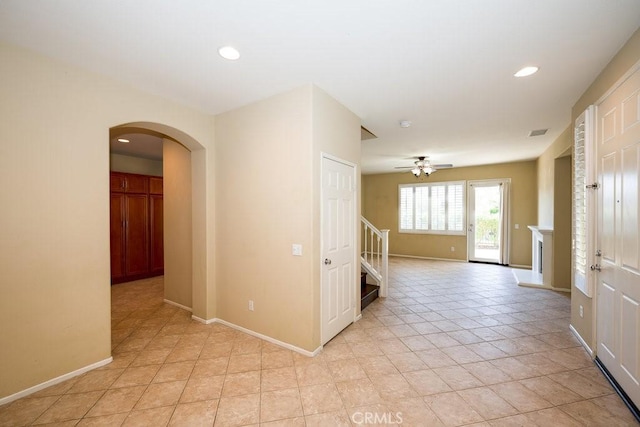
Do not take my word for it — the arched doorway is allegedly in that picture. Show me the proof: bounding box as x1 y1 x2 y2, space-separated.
109 122 207 317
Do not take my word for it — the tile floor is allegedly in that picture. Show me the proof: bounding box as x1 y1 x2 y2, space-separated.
1 257 638 426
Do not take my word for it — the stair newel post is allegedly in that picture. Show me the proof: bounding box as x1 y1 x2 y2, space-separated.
380 229 390 297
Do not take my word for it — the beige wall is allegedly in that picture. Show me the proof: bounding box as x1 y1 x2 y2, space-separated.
568 27 640 348
163 139 193 308
536 127 572 227
362 160 537 266
0 42 215 400
214 85 360 352
553 154 572 289
110 153 163 176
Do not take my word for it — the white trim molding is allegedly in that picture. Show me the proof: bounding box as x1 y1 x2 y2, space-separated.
191 315 322 358
570 324 594 357
163 299 192 312
0 357 113 406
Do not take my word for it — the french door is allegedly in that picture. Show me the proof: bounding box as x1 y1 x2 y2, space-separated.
467 180 509 264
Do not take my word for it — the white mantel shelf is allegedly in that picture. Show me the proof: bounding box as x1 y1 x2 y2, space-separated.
512 225 565 292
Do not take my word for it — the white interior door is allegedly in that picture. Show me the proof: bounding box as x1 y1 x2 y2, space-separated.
596 66 640 408
321 155 356 345
468 181 503 263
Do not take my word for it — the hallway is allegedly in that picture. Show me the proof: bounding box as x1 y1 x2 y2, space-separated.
0 258 636 426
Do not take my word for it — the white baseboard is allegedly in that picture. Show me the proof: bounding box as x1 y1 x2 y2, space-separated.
570 324 594 357
354 313 363 322
164 299 192 312
0 357 113 406
509 264 532 269
389 253 466 263
191 315 321 357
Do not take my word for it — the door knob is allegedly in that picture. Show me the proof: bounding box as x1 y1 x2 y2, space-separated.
590 264 601 272
324 258 332 265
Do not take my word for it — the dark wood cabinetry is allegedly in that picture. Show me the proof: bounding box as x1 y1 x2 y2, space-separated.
110 172 163 284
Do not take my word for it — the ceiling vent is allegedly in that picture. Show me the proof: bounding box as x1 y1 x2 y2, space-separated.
528 129 548 137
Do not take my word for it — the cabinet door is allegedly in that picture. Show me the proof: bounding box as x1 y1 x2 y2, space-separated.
125 194 149 277
110 193 126 281
110 173 125 193
125 174 149 194
149 177 163 195
150 194 164 274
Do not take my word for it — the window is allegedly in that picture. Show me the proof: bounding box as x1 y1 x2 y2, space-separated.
399 181 465 234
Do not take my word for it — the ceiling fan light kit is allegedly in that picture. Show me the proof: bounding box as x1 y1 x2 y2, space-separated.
395 156 453 178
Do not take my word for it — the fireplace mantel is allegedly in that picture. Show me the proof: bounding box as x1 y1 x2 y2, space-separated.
512 226 555 290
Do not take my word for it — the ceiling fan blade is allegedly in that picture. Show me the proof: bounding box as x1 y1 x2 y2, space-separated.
432 164 453 168
394 166 414 169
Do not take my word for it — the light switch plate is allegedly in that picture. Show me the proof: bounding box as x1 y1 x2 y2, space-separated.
292 244 302 256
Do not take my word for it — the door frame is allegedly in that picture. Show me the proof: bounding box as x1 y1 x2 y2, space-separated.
467 179 507 263
320 152 359 346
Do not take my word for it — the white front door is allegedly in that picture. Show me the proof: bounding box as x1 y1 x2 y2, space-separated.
596 66 640 408
321 155 356 345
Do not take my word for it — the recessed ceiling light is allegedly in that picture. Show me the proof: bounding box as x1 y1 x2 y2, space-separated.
399 120 412 128
514 66 539 77
117 138 130 143
218 46 240 61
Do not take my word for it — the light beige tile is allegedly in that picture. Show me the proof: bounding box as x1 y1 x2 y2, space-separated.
180 374 225 403
122 406 173 427
190 356 229 378
262 349 294 369
76 412 128 426
433 365 483 390
490 381 552 412
34 391 103 424
0 396 66 426
152 361 194 383
295 361 333 386
358 355 399 376
227 353 261 373
385 352 427 372
369 373 417 400
215 393 260 426
557 400 620 426
424 391 484 426
390 397 444 427
169 400 218 427
463 361 512 385
402 369 452 396
260 388 304 422
518 376 582 405
130 348 172 367
221 370 261 397
86 386 146 417
304 409 352 427
111 365 160 388
261 367 298 392
335 379 383 408
299 383 343 415
328 358 367 382
457 387 518 420
135 380 186 409
548 371 613 399
199 341 233 359
522 408 583 427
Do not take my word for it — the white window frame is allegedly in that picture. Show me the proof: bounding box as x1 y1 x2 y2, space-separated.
398 181 466 235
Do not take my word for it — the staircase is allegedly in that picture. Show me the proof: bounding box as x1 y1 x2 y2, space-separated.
361 271 379 310
360 216 389 309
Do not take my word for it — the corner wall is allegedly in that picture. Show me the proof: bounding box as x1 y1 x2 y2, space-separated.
0 42 215 400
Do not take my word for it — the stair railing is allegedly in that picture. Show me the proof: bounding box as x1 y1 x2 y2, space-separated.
361 216 389 297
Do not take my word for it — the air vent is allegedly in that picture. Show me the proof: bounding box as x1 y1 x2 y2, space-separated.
528 129 548 137
361 126 377 140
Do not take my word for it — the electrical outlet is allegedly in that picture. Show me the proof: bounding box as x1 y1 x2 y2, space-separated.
450 246 455 252
515 224 520 229
579 305 583 318
249 300 254 311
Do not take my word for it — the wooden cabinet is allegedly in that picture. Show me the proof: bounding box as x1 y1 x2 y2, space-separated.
110 172 163 284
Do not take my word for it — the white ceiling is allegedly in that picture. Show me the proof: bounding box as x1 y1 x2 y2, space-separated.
2 1 639 173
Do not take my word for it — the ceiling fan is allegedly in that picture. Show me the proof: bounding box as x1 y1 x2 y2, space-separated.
395 156 453 177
